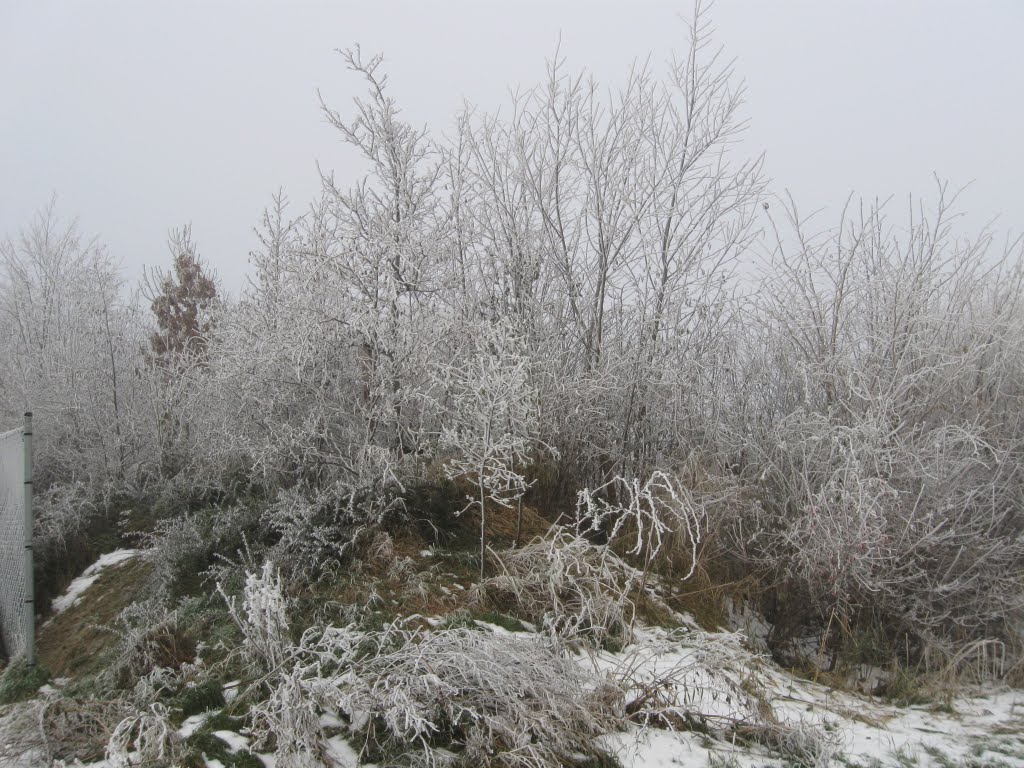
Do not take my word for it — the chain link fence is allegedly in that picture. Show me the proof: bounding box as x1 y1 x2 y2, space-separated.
0 418 32 662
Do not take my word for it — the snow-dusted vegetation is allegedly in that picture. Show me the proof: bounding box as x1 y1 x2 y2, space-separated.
0 4 1022 766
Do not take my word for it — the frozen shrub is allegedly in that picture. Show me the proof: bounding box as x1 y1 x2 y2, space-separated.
300 620 621 767
105 598 195 688
141 502 267 597
32 481 110 612
264 487 349 582
729 188 1024 660
0 696 131 765
264 481 407 582
218 562 291 673
33 482 97 563
249 665 326 768
218 564 620 766
216 563 325 766
143 513 206 597
105 702 181 768
741 406 1024 655
131 665 180 706
481 533 639 647
577 470 705 583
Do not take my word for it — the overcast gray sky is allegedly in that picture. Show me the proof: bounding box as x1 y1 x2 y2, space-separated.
2 1 1022 294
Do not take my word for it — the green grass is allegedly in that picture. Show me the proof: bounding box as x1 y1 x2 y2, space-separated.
472 610 530 633
170 678 226 721
922 744 1017 768
181 730 263 768
0 658 50 704
180 708 260 768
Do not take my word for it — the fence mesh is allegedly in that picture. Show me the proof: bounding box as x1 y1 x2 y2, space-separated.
0 427 26 659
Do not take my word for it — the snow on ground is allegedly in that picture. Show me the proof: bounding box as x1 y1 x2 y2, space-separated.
49 549 139 615
178 712 212 738
15 589 1024 767
567 622 1023 767
323 735 366 768
602 686 1024 768
211 729 250 753
802 687 1023 766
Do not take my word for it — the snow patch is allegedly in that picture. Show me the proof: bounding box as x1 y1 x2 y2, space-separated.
212 730 250 753
724 598 772 651
50 549 139 615
222 679 241 703
178 712 211 738
324 735 364 767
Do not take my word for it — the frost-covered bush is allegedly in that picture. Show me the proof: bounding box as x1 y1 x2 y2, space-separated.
33 482 97 565
249 665 326 768
215 562 325 766
142 502 267 597
218 562 620 766
301 621 621 767
143 514 206 597
731 190 1024 656
577 470 705 583
742 407 1024 651
219 562 292 673
482 533 640 647
105 702 181 768
263 487 351 582
263 480 406 582
105 598 195 688
32 481 112 612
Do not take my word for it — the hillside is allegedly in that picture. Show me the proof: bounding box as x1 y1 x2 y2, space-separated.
0 504 1021 768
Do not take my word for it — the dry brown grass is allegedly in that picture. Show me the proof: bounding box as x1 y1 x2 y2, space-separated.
36 557 152 680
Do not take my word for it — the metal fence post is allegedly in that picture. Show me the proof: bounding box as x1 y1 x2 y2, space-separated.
22 412 34 666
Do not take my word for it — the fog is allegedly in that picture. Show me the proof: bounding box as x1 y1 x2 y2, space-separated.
2 0 1021 293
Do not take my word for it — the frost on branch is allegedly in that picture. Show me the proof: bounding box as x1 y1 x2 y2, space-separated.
576 471 705 582
218 562 291 673
105 703 181 768
482 533 640 647
299 620 621 767
250 665 327 768
437 319 542 577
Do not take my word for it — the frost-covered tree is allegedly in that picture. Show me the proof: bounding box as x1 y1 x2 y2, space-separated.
140 226 222 479
448 2 764 484
145 225 219 368
0 199 150 486
320 46 449 456
438 320 541 577
730 184 1024 655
